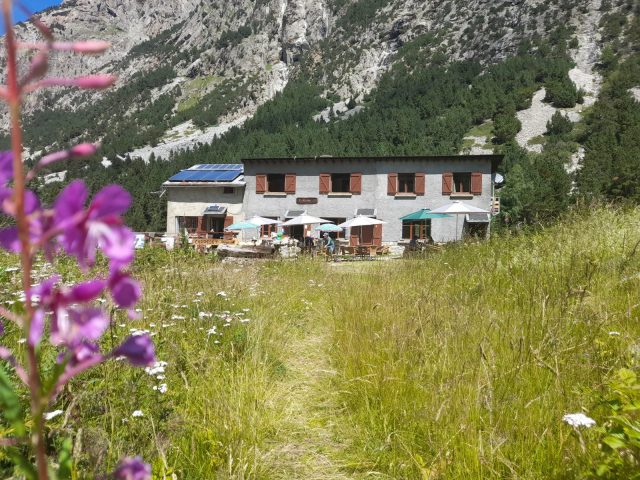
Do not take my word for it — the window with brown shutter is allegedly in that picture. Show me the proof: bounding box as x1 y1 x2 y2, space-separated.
471 172 482 195
284 174 296 194
256 174 267 193
397 173 415 193
442 172 453 195
350 173 362 194
319 174 331 194
387 173 397 195
331 173 350 192
415 173 425 195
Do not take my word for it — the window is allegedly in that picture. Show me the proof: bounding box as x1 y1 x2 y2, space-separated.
267 174 285 192
177 216 198 233
330 173 351 193
260 217 279 237
320 173 361 194
453 173 471 193
402 220 432 240
223 187 234 194
398 173 416 194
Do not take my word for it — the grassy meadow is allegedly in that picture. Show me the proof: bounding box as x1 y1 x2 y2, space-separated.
1 206 640 478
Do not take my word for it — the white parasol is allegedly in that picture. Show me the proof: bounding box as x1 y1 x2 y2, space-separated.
429 201 490 240
338 216 386 229
281 214 330 226
245 215 282 226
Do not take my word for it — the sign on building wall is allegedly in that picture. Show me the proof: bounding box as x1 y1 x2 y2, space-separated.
296 197 318 205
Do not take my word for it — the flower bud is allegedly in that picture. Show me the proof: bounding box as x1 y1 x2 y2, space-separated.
52 40 111 54
112 456 152 480
75 74 117 89
113 334 155 367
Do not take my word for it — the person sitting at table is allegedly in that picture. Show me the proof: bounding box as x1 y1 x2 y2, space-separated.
323 233 335 256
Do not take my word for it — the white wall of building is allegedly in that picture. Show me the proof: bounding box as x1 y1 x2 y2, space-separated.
165 186 244 234
241 157 496 243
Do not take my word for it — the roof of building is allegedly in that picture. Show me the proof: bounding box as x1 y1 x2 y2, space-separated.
241 154 503 172
164 164 245 185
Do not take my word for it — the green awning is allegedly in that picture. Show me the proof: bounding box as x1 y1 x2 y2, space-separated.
400 209 452 221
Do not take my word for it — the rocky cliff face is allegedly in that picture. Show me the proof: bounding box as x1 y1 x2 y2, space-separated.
0 0 612 160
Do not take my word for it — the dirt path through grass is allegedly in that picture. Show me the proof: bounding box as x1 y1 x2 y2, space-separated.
261 316 353 479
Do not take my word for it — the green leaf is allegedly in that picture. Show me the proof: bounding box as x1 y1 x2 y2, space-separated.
6 447 37 480
57 437 73 480
603 434 627 450
596 463 610 476
0 365 25 436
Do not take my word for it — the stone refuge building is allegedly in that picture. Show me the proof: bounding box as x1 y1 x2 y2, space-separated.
164 155 502 244
164 164 245 237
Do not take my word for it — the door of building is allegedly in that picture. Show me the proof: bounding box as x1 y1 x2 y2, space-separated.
205 216 226 238
360 225 374 245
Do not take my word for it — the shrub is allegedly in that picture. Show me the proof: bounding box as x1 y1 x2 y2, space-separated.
545 77 581 107
546 111 573 136
493 112 522 143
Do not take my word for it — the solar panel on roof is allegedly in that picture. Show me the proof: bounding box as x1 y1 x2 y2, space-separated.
168 165 242 182
217 171 241 181
188 164 243 171
204 205 227 214
168 171 193 181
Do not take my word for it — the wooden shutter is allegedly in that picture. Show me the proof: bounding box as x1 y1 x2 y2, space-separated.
285 174 296 194
197 216 205 234
256 174 266 193
350 173 362 194
442 172 453 195
223 215 234 239
319 173 331 194
387 173 397 195
471 172 482 195
415 173 425 195
373 224 383 246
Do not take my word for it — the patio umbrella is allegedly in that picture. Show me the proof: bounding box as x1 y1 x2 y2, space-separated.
338 216 386 229
316 223 343 232
245 215 282 226
399 209 451 241
224 221 259 231
429 201 490 215
399 209 452 221
281 214 330 226
429 201 490 240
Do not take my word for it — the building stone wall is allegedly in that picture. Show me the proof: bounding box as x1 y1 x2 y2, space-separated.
241 157 496 242
165 186 245 234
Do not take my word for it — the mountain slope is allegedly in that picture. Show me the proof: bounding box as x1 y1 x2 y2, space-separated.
1 0 637 231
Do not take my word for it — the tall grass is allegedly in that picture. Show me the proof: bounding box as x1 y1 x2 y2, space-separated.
326 206 640 478
1 207 639 478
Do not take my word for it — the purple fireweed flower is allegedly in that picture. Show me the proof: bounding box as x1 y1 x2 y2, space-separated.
109 272 141 308
0 151 12 185
0 189 46 254
28 309 44 347
57 307 109 346
54 180 134 270
112 334 155 367
112 456 151 480
67 341 100 366
31 276 108 346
